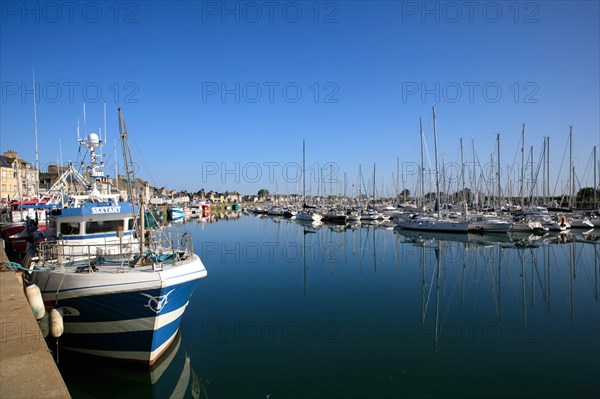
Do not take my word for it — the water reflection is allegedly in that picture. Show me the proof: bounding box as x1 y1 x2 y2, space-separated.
65 215 598 398
59 333 207 399
391 227 600 353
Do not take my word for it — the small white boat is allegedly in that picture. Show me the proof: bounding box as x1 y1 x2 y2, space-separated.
568 216 595 229
397 214 470 232
468 214 511 233
296 210 322 222
510 219 548 233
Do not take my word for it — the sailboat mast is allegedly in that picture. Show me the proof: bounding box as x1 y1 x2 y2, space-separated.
372 164 376 208
546 137 550 205
594 146 597 208
530 145 534 203
569 126 573 208
396 157 400 204
432 107 441 218
542 137 547 205
472 139 478 209
520 124 525 209
302 140 306 206
460 138 467 215
496 133 501 211
419 117 425 210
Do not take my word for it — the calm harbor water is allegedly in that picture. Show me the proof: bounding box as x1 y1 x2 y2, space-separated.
60 213 599 398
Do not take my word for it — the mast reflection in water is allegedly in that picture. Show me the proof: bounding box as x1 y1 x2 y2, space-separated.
59 215 599 398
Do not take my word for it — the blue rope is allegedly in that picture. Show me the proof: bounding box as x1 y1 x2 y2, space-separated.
5 262 52 272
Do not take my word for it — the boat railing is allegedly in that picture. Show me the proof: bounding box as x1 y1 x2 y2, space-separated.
34 231 194 269
35 239 139 267
144 230 194 264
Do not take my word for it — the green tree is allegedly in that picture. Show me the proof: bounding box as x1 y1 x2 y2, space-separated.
258 189 270 198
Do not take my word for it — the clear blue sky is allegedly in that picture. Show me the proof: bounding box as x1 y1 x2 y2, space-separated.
1 1 599 197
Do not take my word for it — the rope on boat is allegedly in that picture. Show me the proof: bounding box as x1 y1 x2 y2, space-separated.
5 261 52 272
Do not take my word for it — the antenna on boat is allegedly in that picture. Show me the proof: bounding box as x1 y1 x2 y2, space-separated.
83 103 87 137
77 117 80 141
32 69 40 198
102 102 107 161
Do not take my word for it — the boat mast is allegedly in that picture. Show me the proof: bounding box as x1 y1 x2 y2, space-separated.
496 133 501 212
372 164 376 208
432 107 441 218
569 126 573 208
460 137 467 216
358 164 362 206
520 124 525 209
419 117 425 210
472 139 478 209
530 145 534 205
542 137 547 206
32 69 39 199
594 146 597 208
302 140 306 207
546 136 550 205
118 108 145 256
396 157 400 205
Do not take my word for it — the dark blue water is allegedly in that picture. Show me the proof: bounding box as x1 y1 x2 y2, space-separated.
61 214 600 398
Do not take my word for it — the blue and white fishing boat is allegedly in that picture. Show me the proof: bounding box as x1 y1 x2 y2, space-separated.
28 109 207 365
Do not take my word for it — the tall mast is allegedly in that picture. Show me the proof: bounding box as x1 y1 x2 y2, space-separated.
519 124 525 208
542 137 546 205
530 145 534 204
432 107 441 218
302 140 306 206
472 139 478 209
372 164 376 207
569 126 573 208
396 157 400 204
358 164 362 205
419 117 425 210
594 146 597 209
32 69 39 198
460 137 467 215
546 136 550 206
496 133 501 211
102 102 107 162
118 108 135 203
114 139 119 191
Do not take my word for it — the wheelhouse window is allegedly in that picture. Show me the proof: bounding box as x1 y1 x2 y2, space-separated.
86 220 124 234
60 222 81 236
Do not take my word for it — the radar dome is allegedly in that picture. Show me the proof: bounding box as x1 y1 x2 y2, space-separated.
87 133 100 147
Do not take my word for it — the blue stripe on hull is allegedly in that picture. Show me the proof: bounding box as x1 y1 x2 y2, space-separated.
54 279 202 359
53 279 201 322
60 313 184 353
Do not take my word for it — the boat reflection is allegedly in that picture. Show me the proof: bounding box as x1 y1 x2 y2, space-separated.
397 227 599 352
59 333 207 399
